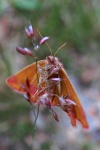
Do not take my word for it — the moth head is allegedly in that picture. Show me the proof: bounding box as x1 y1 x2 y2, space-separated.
46 55 60 65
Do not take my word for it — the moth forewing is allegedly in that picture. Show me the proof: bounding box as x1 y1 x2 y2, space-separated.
6 60 47 90
6 62 37 92
60 67 89 128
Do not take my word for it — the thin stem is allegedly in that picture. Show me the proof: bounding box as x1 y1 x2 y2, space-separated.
32 106 40 134
31 104 36 117
31 53 40 150
35 56 39 84
31 105 40 150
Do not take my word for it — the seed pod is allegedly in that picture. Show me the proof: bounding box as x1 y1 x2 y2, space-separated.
16 47 33 56
52 110 59 122
16 47 27 55
50 78 61 82
39 36 49 45
65 99 76 106
24 48 33 56
25 23 34 38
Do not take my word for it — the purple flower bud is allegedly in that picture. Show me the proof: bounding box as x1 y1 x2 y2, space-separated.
16 47 27 55
39 36 49 45
25 27 31 38
24 48 33 56
25 23 34 38
16 47 33 56
50 78 61 82
28 24 34 35
59 97 66 106
52 110 59 122
65 99 76 106
59 96 76 108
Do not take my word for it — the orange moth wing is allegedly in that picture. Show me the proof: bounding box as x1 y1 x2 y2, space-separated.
6 60 47 102
59 67 89 128
6 60 46 91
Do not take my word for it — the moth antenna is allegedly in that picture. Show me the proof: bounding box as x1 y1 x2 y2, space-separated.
36 28 52 55
54 42 67 56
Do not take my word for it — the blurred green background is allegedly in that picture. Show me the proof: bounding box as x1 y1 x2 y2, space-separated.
0 0 100 150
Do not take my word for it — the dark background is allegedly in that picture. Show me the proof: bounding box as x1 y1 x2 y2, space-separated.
0 0 100 150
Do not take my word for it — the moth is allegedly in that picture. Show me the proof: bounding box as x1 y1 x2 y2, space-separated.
6 25 89 128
